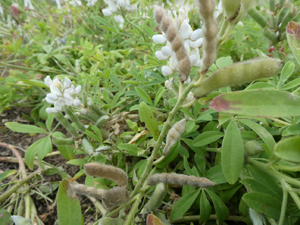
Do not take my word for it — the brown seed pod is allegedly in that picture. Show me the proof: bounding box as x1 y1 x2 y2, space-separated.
147 173 217 188
178 57 191 82
176 46 187 61
163 119 186 156
166 25 177 42
154 6 164 24
70 183 105 200
102 187 130 212
84 163 128 187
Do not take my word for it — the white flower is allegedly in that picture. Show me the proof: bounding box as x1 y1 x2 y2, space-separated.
189 38 203 48
162 66 174 76
44 76 82 113
152 34 167 44
186 92 194 101
24 0 34 10
68 0 82 6
114 15 124 23
86 0 97 6
161 46 172 56
103 8 113 16
0 3 3 16
155 51 170 60
179 20 192 39
190 29 203 41
56 0 61 9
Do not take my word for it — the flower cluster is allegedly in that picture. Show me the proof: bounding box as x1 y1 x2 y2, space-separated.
153 9 203 77
102 0 137 29
68 0 82 7
44 76 81 114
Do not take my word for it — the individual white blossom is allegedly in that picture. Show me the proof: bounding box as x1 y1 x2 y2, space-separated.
68 0 82 7
153 8 203 78
24 0 34 10
102 0 136 29
86 0 97 6
0 3 3 18
44 76 82 113
56 0 61 9
186 92 194 102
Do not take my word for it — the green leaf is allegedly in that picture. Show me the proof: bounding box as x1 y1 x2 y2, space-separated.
42 45 52 54
206 165 228 184
155 141 180 169
216 56 233 68
205 189 229 223
53 54 68 65
238 119 276 156
281 78 300 90
91 125 103 144
25 136 52 170
242 192 281 220
240 178 282 200
170 189 200 222
154 86 166 107
5 122 48 134
0 170 17 182
46 113 54 132
278 61 295 87
193 131 224 147
57 179 83 225
199 191 211 223
245 82 275 90
274 136 300 163
135 87 153 106
52 132 75 160
210 90 300 117
282 124 300 136
118 143 138 156
221 121 244 184
139 102 159 140
0 209 13 225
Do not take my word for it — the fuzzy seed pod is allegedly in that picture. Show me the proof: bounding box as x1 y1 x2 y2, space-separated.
153 5 190 81
96 115 110 128
193 58 283 97
70 183 105 200
84 163 128 187
197 0 218 70
141 183 167 214
101 187 130 212
163 119 186 156
82 138 94 156
223 0 241 20
244 140 263 156
147 173 217 188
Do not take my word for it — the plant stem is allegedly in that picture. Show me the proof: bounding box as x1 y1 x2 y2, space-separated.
65 108 86 132
278 181 288 225
172 214 245 223
124 193 143 225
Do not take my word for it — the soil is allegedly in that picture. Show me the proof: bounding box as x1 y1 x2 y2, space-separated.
0 107 97 225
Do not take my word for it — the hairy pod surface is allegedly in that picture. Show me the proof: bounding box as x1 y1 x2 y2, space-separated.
223 0 241 20
101 187 130 212
98 218 124 225
84 163 128 187
147 173 217 188
70 183 105 200
163 119 186 156
141 183 167 214
193 58 283 97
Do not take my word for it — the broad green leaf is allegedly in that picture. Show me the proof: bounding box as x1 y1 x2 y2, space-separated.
247 164 282 197
139 102 159 140
221 121 244 184
118 143 138 156
278 61 295 87
219 184 242 202
281 78 300 90
0 209 13 225
154 86 166 107
52 132 75 160
135 87 153 106
42 45 52 54
53 54 68 65
245 82 275 90
10 216 32 225
57 179 83 225
5 122 48 134
210 90 300 117
195 152 206 176
205 189 229 223
274 136 300 163
282 124 300 136
216 56 233 68
156 141 180 169
206 165 227 184
240 178 281 200
199 191 211 223
193 131 224 147
238 119 276 156
67 158 88 166
25 136 52 170
242 192 281 220
170 189 200 222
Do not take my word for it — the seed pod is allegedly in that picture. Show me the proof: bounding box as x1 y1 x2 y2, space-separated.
52 136 74 146
96 115 110 128
141 183 167 214
193 58 283 97
82 138 94 156
163 119 186 156
244 140 263 156
98 218 124 225
70 183 105 200
84 163 128 187
147 173 217 188
223 0 241 20
101 187 130 212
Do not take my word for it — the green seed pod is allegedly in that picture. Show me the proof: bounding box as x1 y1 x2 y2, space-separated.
244 140 263 156
141 183 167 214
223 0 241 20
96 115 110 128
98 218 124 225
247 7 268 28
193 58 283 97
82 138 94 156
263 27 278 44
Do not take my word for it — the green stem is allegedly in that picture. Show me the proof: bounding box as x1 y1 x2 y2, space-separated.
172 214 245 223
286 183 300 209
124 193 143 225
274 165 300 172
55 112 79 137
279 0 286 7
65 108 86 132
206 148 221 153
105 194 138 218
278 181 288 225
219 21 235 46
